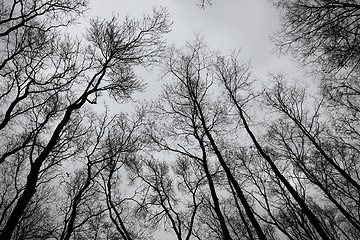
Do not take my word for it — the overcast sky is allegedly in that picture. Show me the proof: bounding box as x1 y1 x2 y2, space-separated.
85 0 303 97
91 0 297 70
82 2 300 238
78 0 309 117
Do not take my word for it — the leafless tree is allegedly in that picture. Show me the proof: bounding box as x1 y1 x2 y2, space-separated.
140 39 273 240
98 111 154 240
196 0 213 9
0 1 170 238
272 0 360 73
214 50 333 240
263 78 360 239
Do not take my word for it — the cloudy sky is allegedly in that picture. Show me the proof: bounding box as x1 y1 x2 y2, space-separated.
79 1 301 238
83 0 303 103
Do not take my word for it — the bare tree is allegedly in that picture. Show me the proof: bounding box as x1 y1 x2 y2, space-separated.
263 78 360 239
272 0 360 73
214 50 333 240
141 39 272 240
98 111 154 240
196 0 213 8
0 2 170 238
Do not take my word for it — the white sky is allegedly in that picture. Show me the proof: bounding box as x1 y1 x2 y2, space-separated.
77 2 305 239
84 0 303 105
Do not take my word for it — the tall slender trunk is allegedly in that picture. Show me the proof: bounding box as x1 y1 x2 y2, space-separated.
194 127 233 240
232 98 331 240
0 66 107 240
190 94 268 240
0 104 79 240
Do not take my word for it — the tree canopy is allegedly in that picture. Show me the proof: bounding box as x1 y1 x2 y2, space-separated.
0 0 359 240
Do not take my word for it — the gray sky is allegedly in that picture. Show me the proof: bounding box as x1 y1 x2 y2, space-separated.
83 2 302 239
86 0 302 103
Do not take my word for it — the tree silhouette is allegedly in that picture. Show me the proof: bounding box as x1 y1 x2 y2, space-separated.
0 1 170 238
2 0 360 239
